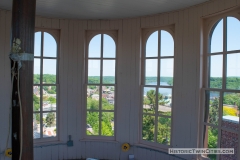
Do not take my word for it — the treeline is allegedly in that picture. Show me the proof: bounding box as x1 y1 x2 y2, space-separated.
145 77 173 85
88 76 115 84
88 76 173 85
34 74 56 84
35 75 240 90
210 77 240 89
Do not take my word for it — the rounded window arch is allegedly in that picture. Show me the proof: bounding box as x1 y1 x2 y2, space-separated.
209 16 240 53
85 31 117 139
88 33 116 58
141 27 175 147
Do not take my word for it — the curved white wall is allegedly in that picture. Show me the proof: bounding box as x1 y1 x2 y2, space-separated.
0 0 239 159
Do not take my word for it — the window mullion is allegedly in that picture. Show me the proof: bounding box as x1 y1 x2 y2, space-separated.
158 30 161 86
99 34 104 136
154 86 158 143
40 31 44 138
222 18 227 91
154 30 161 143
216 91 223 160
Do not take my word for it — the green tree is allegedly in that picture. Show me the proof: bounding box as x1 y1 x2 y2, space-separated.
87 98 99 110
208 127 218 160
46 112 55 127
146 90 168 113
157 118 171 145
143 96 150 108
209 98 219 125
102 98 114 110
146 90 157 113
86 98 114 135
33 94 40 111
48 96 56 104
143 90 169 142
223 93 240 107
142 115 155 141
87 112 99 135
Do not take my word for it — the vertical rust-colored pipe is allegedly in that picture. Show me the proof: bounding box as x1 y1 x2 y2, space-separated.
11 0 36 159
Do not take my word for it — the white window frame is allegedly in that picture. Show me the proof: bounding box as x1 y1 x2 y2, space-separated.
200 9 240 160
33 28 60 143
83 30 118 140
140 25 175 149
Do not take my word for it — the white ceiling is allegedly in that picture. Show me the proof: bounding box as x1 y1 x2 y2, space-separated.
0 0 209 20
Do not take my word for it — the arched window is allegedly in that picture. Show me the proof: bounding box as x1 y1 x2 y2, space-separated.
33 30 59 141
86 33 116 138
203 16 240 160
141 29 174 146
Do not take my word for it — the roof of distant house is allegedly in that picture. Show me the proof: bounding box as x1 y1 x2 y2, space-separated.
222 115 239 123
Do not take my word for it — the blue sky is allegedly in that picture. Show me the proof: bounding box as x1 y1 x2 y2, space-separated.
88 34 116 77
34 17 240 78
210 17 240 78
34 32 57 75
145 30 174 77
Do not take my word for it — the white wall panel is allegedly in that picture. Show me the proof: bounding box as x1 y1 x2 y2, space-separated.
66 20 77 159
58 19 69 159
51 19 60 29
129 18 141 145
116 18 131 143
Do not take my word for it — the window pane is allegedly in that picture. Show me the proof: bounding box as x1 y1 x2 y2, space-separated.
33 113 40 139
160 30 174 57
102 86 114 110
103 34 115 58
146 31 158 57
220 130 239 160
209 55 223 89
142 115 155 142
33 86 40 111
89 34 101 58
158 88 172 116
227 17 240 51
34 58 40 84
42 86 57 111
204 91 220 126
43 32 57 57
203 126 218 160
102 60 115 84
88 60 100 84
210 19 223 53
87 111 99 135
143 87 156 114
157 117 171 145
145 59 158 85
222 92 240 131
227 53 240 90
43 59 56 84
160 58 173 86
87 85 99 110
101 112 114 136
43 112 57 138
34 32 41 56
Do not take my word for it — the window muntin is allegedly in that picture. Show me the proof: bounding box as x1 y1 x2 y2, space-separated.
86 34 116 137
203 16 240 160
33 31 58 140
142 30 174 146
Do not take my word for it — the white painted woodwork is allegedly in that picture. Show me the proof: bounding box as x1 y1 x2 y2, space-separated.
0 0 240 159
